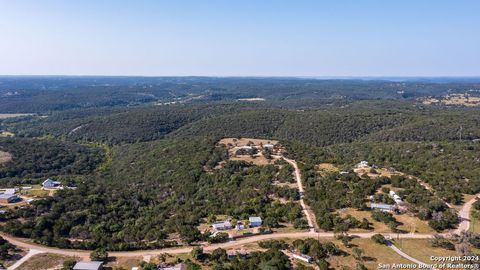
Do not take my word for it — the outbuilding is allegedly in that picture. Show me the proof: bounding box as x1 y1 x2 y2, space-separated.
212 221 232 231
249 216 262 227
73 261 103 270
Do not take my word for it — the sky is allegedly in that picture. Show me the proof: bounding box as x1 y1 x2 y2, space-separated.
0 0 479 77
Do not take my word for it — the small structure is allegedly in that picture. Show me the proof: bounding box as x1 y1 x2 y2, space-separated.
235 221 244 230
212 221 232 231
42 178 61 188
3 189 16 195
371 203 396 212
292 253 313 263
249 216 262 227
0 194 19 204
235 146 256 155
73 261 103 270
263 144 275 149
159 264 187 270
357 161 369 168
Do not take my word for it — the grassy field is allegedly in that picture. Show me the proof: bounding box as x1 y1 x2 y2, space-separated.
17 253 77 270
392 239 458 264
330 238 412 269
25 189 50 197
337 208 434 234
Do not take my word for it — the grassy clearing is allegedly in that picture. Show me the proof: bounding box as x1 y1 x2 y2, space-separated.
0 114 33 119
337 208 434 234
17 253 77 270
26 189 50 197
392 239 457 264
0 151 12 164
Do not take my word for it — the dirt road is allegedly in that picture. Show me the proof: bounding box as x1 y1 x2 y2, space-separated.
455 194 479 233
282 157 318 232
0 231 438 259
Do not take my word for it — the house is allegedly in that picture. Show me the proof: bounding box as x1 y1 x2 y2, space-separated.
159 264 187 270
73 261 103 270
357 161 369 168
42 178 61 188
0 194 19 204
292 253 313 263
371 203 396 212
3 189 16 195
212 221 232 231
249 216 262 227
235 146 256 155
263 144 275 149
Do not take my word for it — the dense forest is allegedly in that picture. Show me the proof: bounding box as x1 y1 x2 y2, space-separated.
0 77 479 250
1 76 480 113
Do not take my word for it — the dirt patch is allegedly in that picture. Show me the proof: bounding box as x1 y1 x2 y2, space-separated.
237 98 266 102
422 93 480 107
317 163 339 175
0 113 33 119
218 137 279 147
230 154 276 166
0 151 12 164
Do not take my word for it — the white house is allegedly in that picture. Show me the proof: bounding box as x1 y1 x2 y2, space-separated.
292 253 313 263
42 178 61 188
212 221 232 231
249 216 262 227
159 263 187 270
357 161 369 168
3 189 16 195
371 203 396 212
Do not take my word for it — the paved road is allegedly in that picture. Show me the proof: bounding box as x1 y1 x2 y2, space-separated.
282 157 318 233
7 249 43 270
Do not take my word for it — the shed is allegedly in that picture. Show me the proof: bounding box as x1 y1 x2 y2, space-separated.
73 261 103 270
249 216 262 227
371 203 396 212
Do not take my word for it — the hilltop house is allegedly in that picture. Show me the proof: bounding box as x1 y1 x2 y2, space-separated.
249 216 262 227
42 178 61 188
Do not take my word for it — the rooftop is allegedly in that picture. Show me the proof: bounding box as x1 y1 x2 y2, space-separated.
73 261 103 270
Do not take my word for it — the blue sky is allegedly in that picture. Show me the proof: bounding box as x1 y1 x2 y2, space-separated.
0 0 479 76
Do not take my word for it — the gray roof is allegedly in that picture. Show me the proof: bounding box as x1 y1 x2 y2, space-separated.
73 261 103 270
0 194 16 199
371 203 395 209
249 216 262 223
